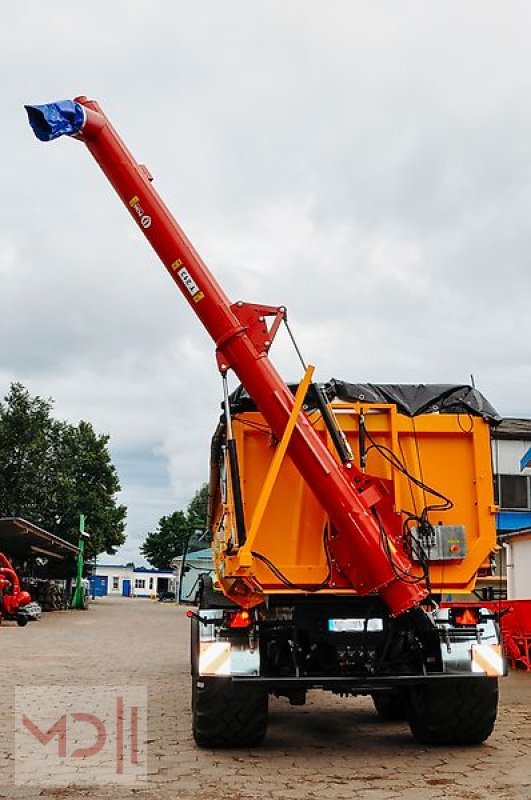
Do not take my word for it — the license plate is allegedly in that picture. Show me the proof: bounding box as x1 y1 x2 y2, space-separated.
328 618 384 633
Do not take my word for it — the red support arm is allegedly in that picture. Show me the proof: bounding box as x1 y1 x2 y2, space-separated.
27 97 427 615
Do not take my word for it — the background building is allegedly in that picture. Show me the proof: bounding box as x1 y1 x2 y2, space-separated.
90 564 176 599
492 418 531 600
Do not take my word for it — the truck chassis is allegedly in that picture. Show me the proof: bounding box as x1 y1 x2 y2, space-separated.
192 586 501 746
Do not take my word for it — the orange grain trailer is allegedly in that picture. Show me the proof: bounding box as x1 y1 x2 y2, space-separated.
197 383 503 745
210 387 498 599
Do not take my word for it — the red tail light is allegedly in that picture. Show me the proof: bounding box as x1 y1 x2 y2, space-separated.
226 610 252 629
452 607 480 626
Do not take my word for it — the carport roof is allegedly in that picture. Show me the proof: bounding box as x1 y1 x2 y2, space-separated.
492 418 531 440
0 517 79 560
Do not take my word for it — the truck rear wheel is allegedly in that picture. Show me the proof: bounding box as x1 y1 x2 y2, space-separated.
371 689 407 720
192 678 268 748
407 678 498 745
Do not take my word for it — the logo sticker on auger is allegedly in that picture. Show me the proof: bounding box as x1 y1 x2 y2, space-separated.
128 196 151 229
172 259 205 303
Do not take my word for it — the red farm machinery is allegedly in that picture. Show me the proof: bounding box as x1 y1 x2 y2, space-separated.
26 98 506 747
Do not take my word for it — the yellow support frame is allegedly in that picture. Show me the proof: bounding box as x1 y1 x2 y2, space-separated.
243 364 315 554
222 364 314 573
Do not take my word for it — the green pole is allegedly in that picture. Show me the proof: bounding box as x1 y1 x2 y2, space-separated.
72 514 86 610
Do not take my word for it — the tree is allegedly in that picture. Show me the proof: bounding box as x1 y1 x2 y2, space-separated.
0 383 126 558
140 483 209 569
0 383 55 523
51 419 127 558
186 484 209 537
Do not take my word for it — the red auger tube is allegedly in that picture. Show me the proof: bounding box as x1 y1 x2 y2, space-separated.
26 97 427 615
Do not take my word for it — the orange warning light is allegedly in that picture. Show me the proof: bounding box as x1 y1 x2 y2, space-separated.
453 608 480 626
227 609 252 629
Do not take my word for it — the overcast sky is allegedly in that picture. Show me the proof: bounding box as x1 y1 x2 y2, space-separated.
2 2 531 564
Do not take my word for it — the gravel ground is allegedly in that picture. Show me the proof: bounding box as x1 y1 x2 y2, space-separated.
0 596 529 800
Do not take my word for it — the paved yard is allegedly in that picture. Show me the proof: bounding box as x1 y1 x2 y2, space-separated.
0 596 529 800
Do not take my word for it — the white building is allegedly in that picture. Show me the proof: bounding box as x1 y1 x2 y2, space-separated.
90 564 176 599
502 530 531 600
492 418 531 600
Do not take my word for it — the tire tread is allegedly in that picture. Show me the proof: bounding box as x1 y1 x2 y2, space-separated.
193 678 268 748
407 678 498 745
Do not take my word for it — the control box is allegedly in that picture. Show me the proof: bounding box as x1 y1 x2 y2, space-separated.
411 524 467 562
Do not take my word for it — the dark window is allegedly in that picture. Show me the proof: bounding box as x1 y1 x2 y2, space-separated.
498 474 529 509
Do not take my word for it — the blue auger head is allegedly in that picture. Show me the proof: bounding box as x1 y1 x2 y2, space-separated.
25 99 85 142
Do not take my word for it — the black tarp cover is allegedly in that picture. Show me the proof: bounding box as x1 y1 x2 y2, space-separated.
229 380 502 424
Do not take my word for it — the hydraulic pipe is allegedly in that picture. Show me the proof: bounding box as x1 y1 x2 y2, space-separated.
25 98 427 615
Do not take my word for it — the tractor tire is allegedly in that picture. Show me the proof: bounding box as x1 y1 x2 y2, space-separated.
406 678 498 745
371 690 407 721
192 677 268 748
